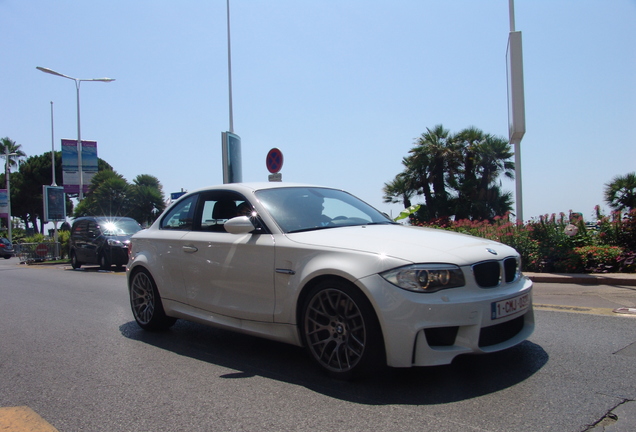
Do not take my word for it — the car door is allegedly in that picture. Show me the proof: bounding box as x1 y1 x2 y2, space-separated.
150 194 199 304
177 190 276 322
84 220 103 264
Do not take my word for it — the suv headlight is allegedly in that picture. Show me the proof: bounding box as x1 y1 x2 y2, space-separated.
107 239 124 247
381 264 465 293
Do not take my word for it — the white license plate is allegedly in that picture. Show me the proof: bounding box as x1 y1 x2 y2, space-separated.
491 293 530 320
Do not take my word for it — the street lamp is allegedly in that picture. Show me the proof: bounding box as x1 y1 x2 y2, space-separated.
4 149 18 243
36 66 115 200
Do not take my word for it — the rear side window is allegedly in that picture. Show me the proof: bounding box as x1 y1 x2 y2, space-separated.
72 220 88 237
161 195 198 231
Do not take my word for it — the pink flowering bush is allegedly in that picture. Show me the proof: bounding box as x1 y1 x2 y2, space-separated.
414 209 636 273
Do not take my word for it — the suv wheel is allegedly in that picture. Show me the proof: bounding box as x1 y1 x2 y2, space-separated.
99 252 111 270
70 251 82 269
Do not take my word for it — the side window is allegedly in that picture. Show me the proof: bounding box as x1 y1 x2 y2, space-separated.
198 191 251 233
72 221 87 238
161 195 198 231
87 221 99 238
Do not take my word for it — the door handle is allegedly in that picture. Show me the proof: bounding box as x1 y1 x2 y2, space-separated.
182 245 198 253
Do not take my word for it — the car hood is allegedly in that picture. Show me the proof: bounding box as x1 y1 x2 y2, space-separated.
285 224 517 266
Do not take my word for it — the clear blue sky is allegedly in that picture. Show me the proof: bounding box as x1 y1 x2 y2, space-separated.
2 0 634 222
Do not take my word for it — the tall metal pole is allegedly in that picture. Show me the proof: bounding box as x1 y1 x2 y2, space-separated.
50 101 59 257
75 80 84 200
4 149 16 243
36 67 115 200
227 0 234 133
509 0 516 32
51 101 57 187
508 0 525 223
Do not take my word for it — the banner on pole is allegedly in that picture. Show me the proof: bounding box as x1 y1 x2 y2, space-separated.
0 189 8 218
61 139 98 194
43 186 66 223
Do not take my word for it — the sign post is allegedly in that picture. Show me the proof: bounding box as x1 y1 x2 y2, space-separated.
507 1 526 223
266 148 284 182
222 132 242 184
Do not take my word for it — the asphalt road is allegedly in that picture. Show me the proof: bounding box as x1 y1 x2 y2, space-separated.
0 259 634 432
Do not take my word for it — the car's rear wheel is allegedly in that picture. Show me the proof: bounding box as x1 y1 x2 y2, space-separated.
70 251 82 269
129 268 176 331
301 279 384 380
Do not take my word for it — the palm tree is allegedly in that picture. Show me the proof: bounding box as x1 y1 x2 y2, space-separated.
408 124 458 218
74 170 130 217
128 174 166 226
604 172 636 212
0 137 27 171
475 135 515 192
383 173 414 209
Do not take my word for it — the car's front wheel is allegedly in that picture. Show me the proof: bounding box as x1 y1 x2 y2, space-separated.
99 252 111 270
70 251 81 269
129 268 177 331
301 279 385 380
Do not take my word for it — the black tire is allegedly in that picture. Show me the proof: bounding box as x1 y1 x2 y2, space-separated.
3 255 10 260
301 279 385 380
129 268 177 331
70 251 82 269
99 252 111 270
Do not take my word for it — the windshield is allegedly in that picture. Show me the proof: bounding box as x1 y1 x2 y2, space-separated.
255 187 394 233
99 219 142 236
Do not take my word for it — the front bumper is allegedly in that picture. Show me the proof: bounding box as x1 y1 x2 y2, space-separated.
359 274 534 368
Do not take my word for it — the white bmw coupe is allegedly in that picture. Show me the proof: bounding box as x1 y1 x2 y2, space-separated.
127 183 534 379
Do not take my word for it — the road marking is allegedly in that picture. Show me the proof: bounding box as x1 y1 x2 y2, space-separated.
0 406 59 431
534 304 636 317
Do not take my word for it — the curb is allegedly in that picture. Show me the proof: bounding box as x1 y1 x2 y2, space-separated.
525 273 636 286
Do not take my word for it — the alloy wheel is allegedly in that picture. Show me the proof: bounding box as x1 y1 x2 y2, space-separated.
304 288 366 373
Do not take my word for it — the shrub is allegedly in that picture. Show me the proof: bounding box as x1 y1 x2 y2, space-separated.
572 245 624 273
411 207 635 273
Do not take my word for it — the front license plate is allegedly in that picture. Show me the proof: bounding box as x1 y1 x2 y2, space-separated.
491 293 530 320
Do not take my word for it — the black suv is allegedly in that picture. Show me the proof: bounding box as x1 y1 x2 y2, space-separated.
69 216 142 269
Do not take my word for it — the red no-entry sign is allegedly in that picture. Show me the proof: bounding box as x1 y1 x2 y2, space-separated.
35 243 48 257
266 148 284 174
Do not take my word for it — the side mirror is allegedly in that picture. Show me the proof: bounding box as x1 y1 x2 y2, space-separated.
224 216 256 235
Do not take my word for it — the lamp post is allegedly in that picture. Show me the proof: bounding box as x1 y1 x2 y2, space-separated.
4 149 18 243
36 66 115 200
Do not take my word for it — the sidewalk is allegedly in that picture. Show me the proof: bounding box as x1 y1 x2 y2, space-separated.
525 272 636 287
526 272 636 316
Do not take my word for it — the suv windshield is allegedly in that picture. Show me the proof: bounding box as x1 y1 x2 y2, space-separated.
256 187 394 233
99 219 142 236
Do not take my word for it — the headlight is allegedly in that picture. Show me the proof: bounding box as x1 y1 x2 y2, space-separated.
107 239 123 247
381 264 465 293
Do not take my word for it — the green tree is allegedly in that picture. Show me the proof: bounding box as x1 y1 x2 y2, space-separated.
12 152 68 233
128 174 166 226
0 137 27 170
74 170 130 217
604 172 636 213
0 137 27 231
453 130 515 220
383 172 414 209
387 125 515 222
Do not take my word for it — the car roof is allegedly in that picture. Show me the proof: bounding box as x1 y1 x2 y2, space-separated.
185 182 341 196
